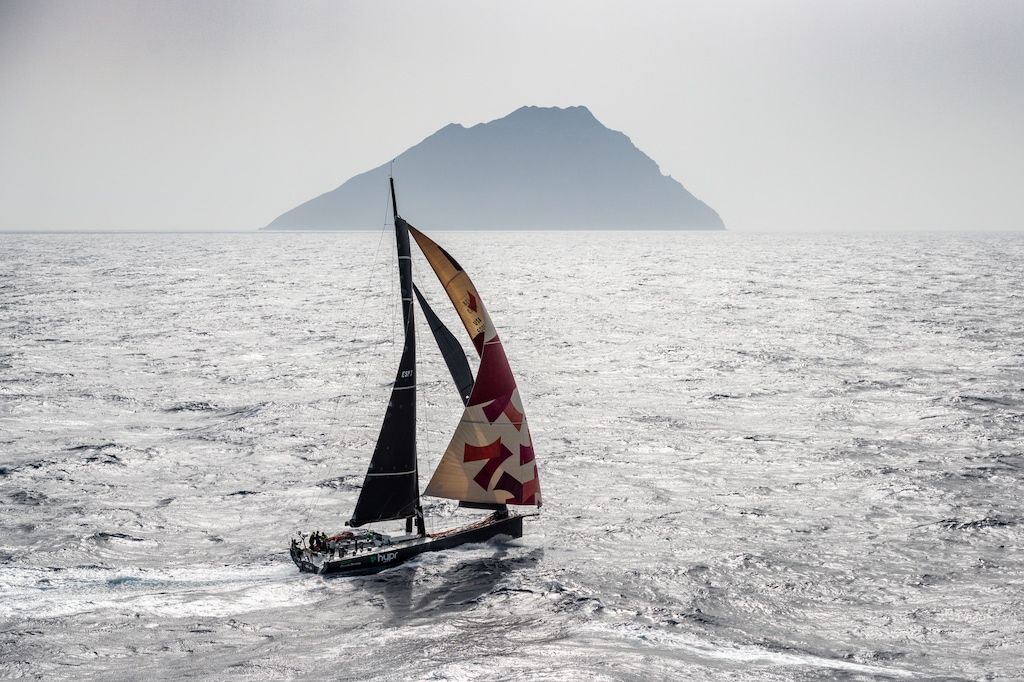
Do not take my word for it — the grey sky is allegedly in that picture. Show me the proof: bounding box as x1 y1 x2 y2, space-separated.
1 0 1021 231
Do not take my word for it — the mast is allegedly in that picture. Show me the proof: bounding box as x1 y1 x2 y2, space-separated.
348 179 425 534
390 176 399 226
393 179 427 536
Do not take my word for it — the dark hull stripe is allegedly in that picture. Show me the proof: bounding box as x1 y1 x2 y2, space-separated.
291 515 525 577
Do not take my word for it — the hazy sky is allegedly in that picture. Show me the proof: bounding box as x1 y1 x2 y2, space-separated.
1 0 1021 231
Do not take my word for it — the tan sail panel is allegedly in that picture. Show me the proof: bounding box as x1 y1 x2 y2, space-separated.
409 226 490 354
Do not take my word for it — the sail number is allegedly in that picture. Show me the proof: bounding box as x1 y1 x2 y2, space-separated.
401 370 413 379
373 552 398 564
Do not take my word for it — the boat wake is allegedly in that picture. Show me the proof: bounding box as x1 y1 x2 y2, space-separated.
579 623 918 678
0 562 310 620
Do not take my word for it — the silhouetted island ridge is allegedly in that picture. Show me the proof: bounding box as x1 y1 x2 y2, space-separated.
264 105 724 231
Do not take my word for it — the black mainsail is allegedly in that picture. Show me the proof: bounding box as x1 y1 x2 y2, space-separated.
348 180 422 530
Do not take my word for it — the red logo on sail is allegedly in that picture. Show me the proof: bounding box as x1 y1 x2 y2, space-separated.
463 438 539 505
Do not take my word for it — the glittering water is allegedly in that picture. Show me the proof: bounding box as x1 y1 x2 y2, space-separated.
1 231 1022 680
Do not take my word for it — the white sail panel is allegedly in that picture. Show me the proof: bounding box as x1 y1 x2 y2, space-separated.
424 382 540 506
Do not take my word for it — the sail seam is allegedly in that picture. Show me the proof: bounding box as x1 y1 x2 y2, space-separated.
366 470 417 476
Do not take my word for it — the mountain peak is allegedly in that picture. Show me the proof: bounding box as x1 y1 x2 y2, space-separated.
265 106 723 230
508 104 595 117
490 104 601 128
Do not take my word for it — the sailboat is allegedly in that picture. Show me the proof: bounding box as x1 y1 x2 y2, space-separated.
290 179 542 576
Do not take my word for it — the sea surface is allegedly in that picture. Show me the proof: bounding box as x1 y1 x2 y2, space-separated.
1 231 1022 680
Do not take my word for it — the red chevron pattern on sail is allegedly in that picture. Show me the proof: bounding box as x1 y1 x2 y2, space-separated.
410 226 541 507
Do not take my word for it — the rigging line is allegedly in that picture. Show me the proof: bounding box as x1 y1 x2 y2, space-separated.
414 287 433 495
299 185 394 530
